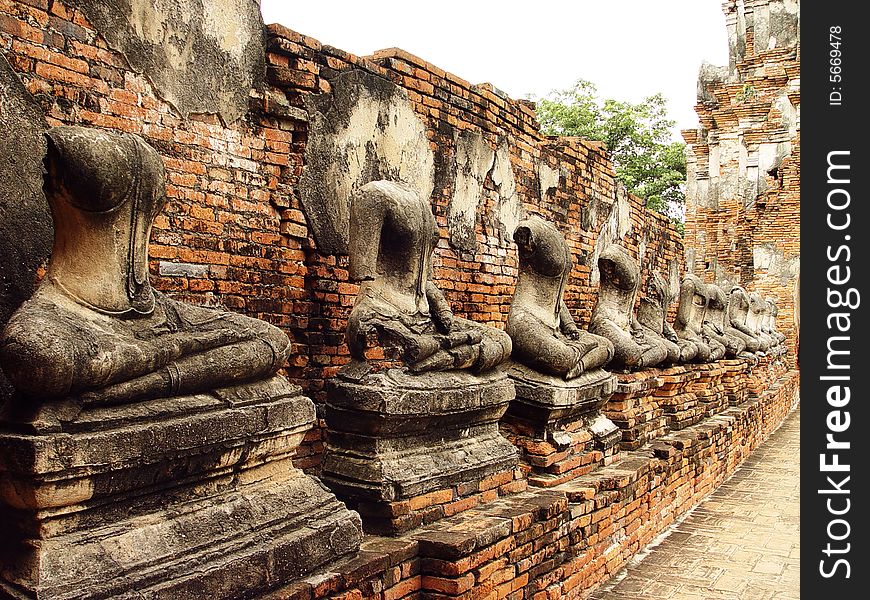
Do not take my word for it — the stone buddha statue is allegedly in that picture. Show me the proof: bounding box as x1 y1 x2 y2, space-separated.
746 291 773 352
673 274 725 362
701 283 748 358
636 271 697 364
590 244 667 370
758 296 785 356
765 297 787 344
0 127 363 598
344 180 511 374
726 286 764 353
506 216 613 379
325 181 518 524
0 126 291 405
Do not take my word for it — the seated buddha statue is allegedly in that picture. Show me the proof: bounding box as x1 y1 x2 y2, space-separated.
345 180 511 374
0 126 290 405
589 245 667 370
636 271 697 364
724 286 763 353
506 216 613 379
673 274 725 362
747 291 774 353
765 298 787 343
701 283 750 358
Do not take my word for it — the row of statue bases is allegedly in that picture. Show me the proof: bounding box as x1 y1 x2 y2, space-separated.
0 127 788 599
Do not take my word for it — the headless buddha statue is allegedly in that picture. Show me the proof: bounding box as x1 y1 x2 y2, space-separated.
506 216 613 379
760 297 785 356
673 274 725 362
589 245 667 370
345 180 511 373
726 286 764 353
746 291 773 352
0 127 290 404
765 298 787 344
636 272 697 364
701 283 749 358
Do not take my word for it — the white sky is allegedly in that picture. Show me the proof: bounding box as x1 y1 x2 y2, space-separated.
259 1 730 141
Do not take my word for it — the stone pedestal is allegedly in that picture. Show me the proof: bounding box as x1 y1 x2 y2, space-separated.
501 366 620 487
322 369 520 535
0 377 362 600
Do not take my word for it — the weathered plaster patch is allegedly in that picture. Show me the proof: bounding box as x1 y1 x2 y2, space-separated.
491 140 524 246
448 130 494 253
75 0 264 124
753 243 800 285
590 186 633 286
538 161 560 199
774 93 798 138
301 70 435 255
769 0 799 50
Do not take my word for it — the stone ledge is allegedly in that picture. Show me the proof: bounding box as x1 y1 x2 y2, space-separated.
264 370 799 599
603 356 788 450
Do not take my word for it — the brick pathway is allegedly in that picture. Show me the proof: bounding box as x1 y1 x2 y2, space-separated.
590 405 800 600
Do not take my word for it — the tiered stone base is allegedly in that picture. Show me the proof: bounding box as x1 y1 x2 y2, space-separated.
501 367 619 488
265 370 800 600
0 377 362 600
322 369 519 535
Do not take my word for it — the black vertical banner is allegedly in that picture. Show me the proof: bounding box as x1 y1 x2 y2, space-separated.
801 3 868 597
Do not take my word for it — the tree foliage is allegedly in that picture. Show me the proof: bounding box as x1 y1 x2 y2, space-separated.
536 79 686 225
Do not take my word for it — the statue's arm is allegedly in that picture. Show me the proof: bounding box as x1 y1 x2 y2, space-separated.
1 317 248 400
732 318 755 336
663 320 680 342
426 281 454 333
559 300 580 339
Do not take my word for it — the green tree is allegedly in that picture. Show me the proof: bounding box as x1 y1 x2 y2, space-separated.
536 79 686 228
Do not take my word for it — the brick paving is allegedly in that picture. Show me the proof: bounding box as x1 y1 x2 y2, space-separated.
591 405 800 600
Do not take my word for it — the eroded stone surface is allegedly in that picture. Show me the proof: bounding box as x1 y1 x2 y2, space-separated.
726 285 764 354
504 217 618 471
673 274 725 362
323 370 518 520
507 216 613 379
0 57 52 399
325 180 518 531
1 127 290 403
702 283 752 359
0 126 362 598
637 272 697 364
75 0 265 124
